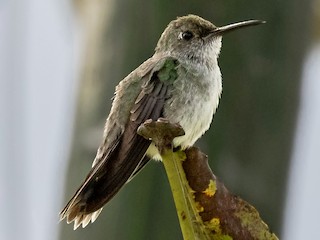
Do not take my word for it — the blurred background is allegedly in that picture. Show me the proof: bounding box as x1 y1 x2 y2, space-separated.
0 0 319 239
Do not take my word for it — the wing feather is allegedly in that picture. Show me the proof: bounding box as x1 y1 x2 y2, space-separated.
60 57 177 228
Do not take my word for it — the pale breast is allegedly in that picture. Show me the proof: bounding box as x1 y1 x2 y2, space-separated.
146 64 222 160
164 66 222 149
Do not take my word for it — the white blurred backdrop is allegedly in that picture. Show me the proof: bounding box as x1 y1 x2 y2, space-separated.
282 45 320 240
0 0 80 240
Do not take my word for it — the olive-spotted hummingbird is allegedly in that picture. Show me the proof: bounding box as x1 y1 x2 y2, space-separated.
60 14 264 229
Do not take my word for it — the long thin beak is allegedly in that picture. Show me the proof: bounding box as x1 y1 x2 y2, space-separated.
212 20 265 35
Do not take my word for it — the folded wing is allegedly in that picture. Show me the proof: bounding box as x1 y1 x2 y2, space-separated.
59 57 178 229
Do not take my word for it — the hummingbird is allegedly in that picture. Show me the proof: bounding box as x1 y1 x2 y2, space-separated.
60 14 264 229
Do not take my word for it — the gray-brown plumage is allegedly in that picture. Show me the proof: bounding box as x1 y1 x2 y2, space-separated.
60 14 264 229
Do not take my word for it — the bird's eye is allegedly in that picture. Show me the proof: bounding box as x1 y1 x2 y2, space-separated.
180 31 194 41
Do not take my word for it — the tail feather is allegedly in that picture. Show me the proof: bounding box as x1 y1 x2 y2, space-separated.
59 135 151 229
59 143 149 229
59 199 103 230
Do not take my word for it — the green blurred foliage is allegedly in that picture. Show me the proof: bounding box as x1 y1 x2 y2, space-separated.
60 0 312 239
